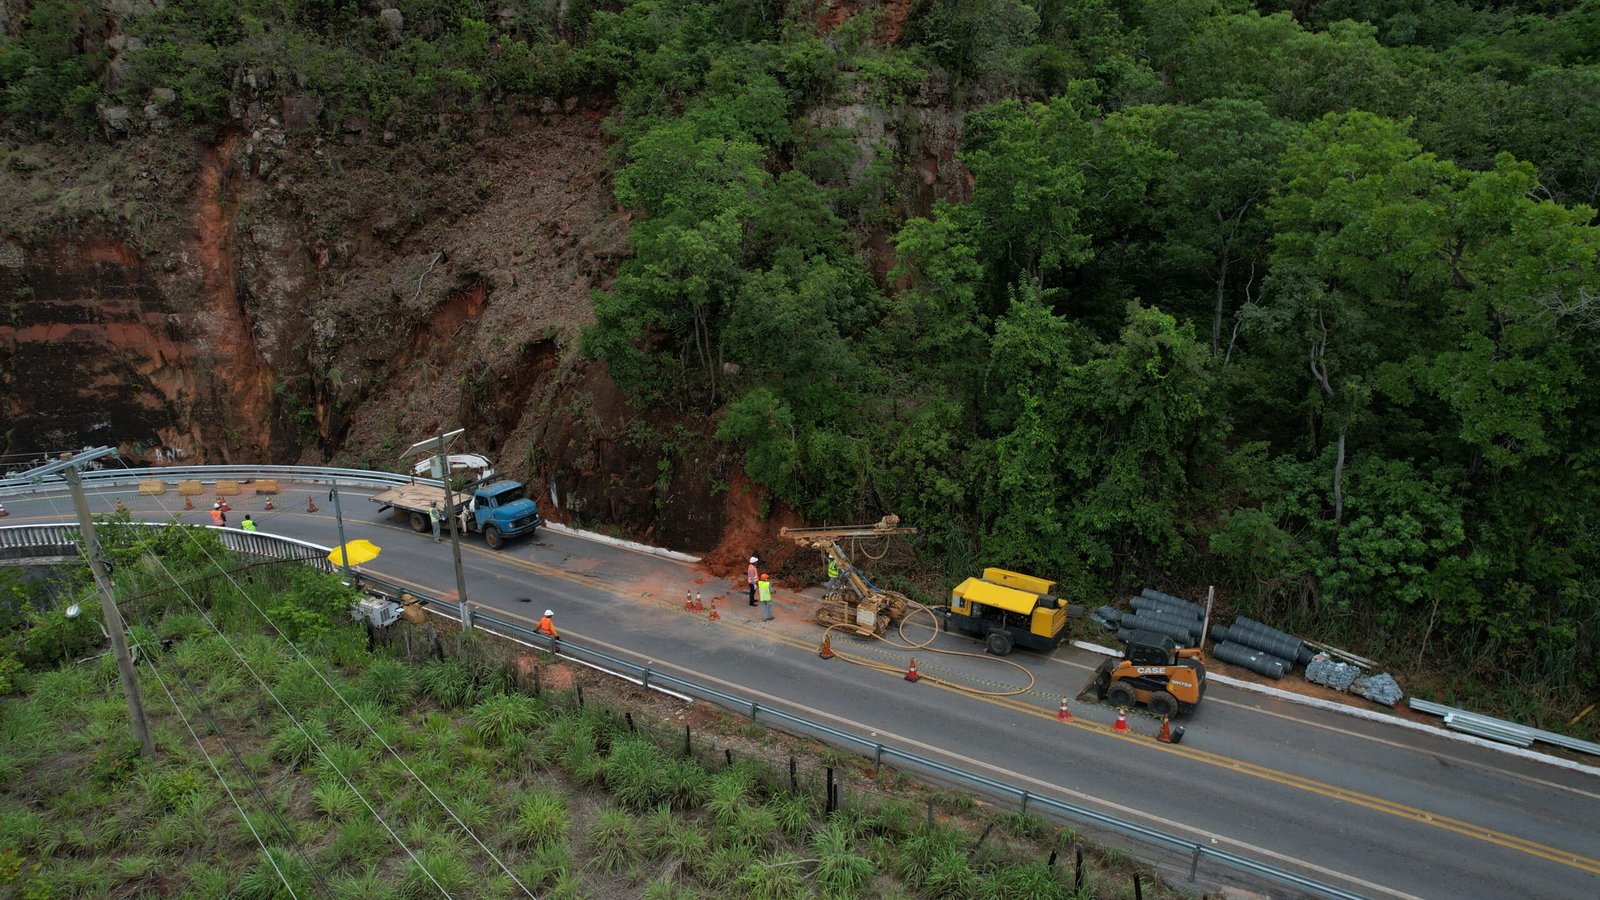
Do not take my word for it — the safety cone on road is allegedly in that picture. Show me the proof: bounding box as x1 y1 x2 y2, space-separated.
695 592 704 611
264 496 274 511
818 634 834 659
685 589 694 610
0 503 8 518
184 496 194 510
1057 698 1073 722
904 658 921 682
708 598 719 622
307 495 318 513
1157 717 1173 743
1113 709 1129 733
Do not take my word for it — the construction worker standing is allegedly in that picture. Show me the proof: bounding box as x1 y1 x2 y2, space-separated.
429 500 442 543
825 555 843 590
537 609 559 640
240 515 257 532
747 556 759 606
758 573 773 622
210 504 225 527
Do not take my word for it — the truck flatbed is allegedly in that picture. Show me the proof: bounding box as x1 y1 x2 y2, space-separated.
370 482 454 514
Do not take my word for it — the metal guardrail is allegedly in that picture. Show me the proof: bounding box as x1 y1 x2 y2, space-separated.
0 464 439 496
1409 698 1600 757
0 518 1367 899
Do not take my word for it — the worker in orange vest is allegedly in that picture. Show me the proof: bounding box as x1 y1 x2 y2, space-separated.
210 504 225 527
746 556 759 606
537 609 559 640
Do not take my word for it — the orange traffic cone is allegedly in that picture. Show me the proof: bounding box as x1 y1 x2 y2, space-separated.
905 658 921 683
307 495 318 513
184 496 193 510
1113 709 1129 733
695 592 704 611
708 599 719 622
0 503 8 518
1057 698 1073 722
1157 717 1172 743
818 633 834 659
685 590 694 610
263 496 274 511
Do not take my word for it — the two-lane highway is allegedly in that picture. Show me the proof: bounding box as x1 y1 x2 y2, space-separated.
6 481 1598 899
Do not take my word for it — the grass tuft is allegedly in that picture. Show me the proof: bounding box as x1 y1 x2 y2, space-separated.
586 807 641 874
813 820 876 898
513 788 570 849
470 693 540 747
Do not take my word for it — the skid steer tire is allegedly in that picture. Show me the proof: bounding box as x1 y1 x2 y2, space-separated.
1148 690 1180 719
1106 681 1137 709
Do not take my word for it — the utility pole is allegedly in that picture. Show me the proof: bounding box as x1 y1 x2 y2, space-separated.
400 429 471 636
27 448 155 757
329 485 351 584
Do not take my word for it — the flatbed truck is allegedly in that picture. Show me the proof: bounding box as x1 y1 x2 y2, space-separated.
370 477 541 550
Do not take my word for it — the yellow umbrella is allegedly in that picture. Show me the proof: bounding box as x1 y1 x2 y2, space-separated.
328 539 382 567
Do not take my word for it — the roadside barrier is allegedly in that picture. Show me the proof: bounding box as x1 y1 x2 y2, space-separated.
0 510 1368 900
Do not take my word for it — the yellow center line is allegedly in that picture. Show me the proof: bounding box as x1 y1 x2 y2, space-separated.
597 593 1600 877
13 503 1597 877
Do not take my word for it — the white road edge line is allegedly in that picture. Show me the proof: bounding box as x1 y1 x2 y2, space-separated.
1072 640 1600 778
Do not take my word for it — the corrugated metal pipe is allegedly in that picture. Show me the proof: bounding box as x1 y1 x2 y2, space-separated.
1211 641 1289 679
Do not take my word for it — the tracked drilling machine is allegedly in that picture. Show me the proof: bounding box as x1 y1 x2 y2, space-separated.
778 516 918 636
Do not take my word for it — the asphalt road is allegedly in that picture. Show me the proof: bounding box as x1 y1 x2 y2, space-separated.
6 482 1599 899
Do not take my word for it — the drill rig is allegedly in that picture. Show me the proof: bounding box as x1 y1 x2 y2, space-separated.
778 515 918 636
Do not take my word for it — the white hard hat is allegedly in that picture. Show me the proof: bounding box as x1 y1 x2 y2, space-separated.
213 502 220 508
544 609 554 617
749 556 758 563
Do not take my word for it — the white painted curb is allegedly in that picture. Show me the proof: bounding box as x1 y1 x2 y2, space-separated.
543 522 701 563
1073 640 1600 777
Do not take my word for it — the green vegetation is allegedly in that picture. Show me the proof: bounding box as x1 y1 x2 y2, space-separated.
4 0 1598 722
0 537 1184 896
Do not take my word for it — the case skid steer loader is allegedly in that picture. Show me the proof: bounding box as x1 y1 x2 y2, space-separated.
1078 630 1207 718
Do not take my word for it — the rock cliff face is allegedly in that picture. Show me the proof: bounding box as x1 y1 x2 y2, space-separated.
0 107 742 550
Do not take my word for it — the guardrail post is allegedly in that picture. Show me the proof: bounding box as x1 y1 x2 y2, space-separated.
1189 844 1202 881
641 666 651 691
750 700 759 720
874 743 883 769
1020 790 1029 815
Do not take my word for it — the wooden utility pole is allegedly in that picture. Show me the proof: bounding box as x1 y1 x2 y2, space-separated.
37 450 155 757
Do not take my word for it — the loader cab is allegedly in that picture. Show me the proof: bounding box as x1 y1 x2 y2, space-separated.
1124 631 1178 666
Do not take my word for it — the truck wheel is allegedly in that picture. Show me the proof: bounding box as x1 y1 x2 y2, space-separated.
409 512 427 533
1106 681 1137 709
1148 690 1180 719
985 630 1014 656
484 525 504 550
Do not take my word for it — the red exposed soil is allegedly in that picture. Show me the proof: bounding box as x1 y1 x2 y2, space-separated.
188 132 275 460
697 471 808 586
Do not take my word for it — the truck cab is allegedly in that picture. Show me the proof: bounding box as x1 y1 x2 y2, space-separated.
467 480 541 549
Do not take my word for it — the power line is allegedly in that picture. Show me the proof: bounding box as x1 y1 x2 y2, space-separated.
40 487 449 898
134 625 333 898
137 643 301 899
140 487 534 897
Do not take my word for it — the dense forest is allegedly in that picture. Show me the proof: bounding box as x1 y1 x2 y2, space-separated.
4 0 1598 714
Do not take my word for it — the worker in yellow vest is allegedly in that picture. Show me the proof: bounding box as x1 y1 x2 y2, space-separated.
240 515 257 532
758 573 774 622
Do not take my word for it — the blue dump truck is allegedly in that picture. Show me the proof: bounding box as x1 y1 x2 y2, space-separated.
370 477 542 550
